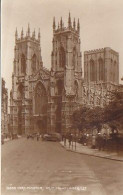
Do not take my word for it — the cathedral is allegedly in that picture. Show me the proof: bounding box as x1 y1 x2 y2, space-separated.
10 13 119 135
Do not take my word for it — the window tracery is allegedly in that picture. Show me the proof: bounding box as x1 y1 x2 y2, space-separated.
59 47 66 67
35 83 47 115
32 54 37 72
99 58 104 81
21 54 26 74
90 59 96 81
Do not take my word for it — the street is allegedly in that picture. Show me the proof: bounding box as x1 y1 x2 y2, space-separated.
1 138 123 195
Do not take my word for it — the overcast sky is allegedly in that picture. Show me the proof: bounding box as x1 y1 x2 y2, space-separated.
2 0 123 94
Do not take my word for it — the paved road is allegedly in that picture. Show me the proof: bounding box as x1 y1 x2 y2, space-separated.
1 138 123 195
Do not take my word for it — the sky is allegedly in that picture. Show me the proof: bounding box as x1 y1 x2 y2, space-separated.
2 0 123 95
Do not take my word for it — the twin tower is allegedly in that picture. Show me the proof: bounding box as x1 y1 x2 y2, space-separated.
10 13 83 135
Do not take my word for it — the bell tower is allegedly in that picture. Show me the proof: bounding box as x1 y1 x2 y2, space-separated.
14 24 42 78
49 13 83 134
11 25 43 135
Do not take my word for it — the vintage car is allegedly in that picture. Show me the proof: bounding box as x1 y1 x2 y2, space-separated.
42 133 61 142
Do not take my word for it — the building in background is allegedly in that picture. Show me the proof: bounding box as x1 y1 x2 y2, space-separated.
82 48 119 107
1 78 8 134
84 48 119 84
9 14 120 135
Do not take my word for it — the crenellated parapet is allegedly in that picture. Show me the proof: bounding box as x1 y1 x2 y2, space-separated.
84 47 119 56
84 48 105 55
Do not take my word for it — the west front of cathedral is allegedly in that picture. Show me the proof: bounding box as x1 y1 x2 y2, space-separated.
10 14 119 135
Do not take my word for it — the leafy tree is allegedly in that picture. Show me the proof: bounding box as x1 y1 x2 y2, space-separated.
104 89 123 131
72 106 104 132
72 88 123 133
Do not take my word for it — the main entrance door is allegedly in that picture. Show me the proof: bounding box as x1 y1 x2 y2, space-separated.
36 117 47 134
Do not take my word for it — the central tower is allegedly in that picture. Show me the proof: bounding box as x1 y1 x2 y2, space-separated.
49 13 83 134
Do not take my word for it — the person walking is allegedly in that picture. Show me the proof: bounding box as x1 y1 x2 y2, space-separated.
37 134 39 141
64 135 66 146
92 135 96 149
102 133 107 150
68 134 72 148
96 133 103 150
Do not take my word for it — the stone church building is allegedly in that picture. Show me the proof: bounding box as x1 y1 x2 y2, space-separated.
10 14 119 135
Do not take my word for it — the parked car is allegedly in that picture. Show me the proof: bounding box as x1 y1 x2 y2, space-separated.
42 133 61 142
12 134 18 139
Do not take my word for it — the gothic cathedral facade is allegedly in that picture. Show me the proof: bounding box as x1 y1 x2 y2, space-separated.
10 14 83 135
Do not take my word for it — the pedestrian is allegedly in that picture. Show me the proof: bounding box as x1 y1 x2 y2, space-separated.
96 133 103 150
68 134 72 148
64 136 66 146
83 134 87 146
37 134 39 141
102 133 107 150
92 135 96 149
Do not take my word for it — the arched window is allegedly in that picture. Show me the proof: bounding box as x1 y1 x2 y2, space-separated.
32 54 37 72
73 47 76 67
35 83 47 115
90 60 96 81
21 54 26 74
18 84 24 99
56 80 63 95
110 59 113 81
113 61 116 82
99 58 104 81
59 47 66 67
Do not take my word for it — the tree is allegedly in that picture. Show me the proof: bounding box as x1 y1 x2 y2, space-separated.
72 88 123 133
103 89 123 131
72 106 104 133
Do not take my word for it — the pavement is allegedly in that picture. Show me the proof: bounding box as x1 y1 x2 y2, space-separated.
60 139 123 162
2 137 123 195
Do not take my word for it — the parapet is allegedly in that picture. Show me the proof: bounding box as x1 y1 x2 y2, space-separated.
84 47 118 56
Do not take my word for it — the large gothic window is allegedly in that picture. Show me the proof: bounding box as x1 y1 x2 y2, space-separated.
113 61 116 82
32 54 37 72
73 47 76 67
18 84 24 99
56 80 63 95
21 54 26 74
99 58 105 81
90 60 96 81
110 59 113 82
59 47 66 67
35 83 47 115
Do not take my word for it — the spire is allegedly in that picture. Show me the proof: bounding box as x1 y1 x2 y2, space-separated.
68 12 71 28
73 18 76 29
60 17 63 29
21 28 24 39
15 28 18 41
38 28 40 42
33 29 35 38
77 19 80 34
62 22 64 28
27 23 30 36
53 17 56 30
58 22 59 29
